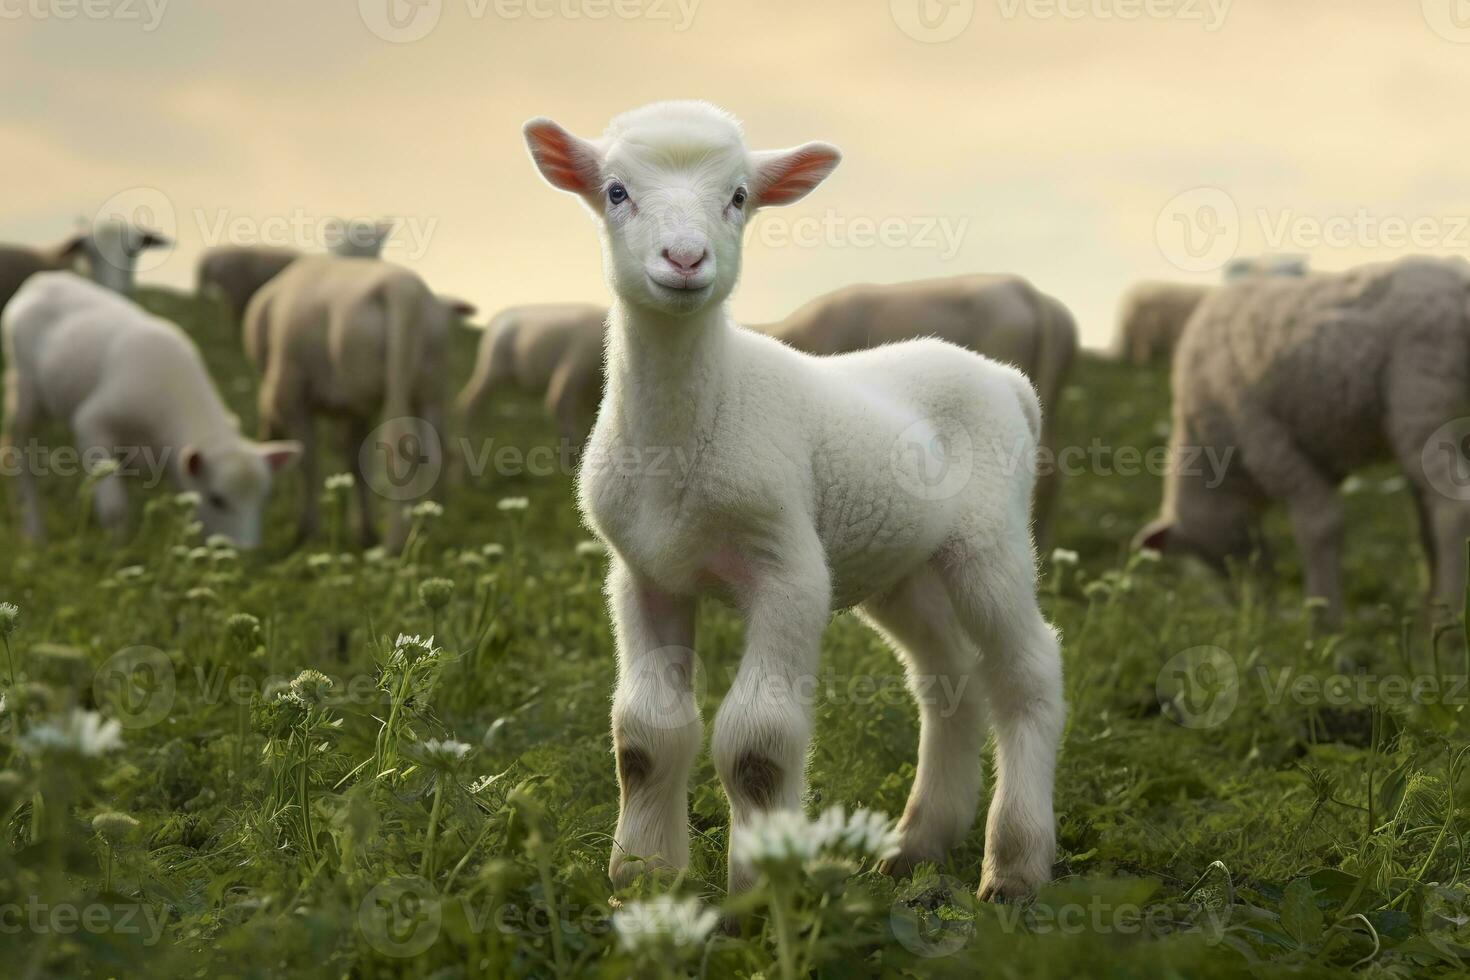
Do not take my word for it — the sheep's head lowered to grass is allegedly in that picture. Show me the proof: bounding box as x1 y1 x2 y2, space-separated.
523 101 841 318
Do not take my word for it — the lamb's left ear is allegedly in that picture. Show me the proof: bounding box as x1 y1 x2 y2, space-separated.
257 440 303 472
140 230 171 250
749 142 842 207
523 118 602 198
439 296 478 319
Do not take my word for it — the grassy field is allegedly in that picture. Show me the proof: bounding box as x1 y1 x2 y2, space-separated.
1 286 1468 978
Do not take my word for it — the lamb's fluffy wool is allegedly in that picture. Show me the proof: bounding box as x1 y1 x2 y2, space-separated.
1142 256 1470 622
525 100 1064 902
2 272 298 546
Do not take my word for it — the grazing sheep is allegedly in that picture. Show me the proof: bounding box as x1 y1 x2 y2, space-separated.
0 221 169 313
196 246 301 328
760 275 1077 545
245 255 474 549
2 272 300 545
1114 281 1211 366
1136 256 1470 624
524 101 1063 901
456 303 606 443
0 235 86 315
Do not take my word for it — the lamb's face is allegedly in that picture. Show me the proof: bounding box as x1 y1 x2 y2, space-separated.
179 440 301 549
524 102 840 319
85 221 171 294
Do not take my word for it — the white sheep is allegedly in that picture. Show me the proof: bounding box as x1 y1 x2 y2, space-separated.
1136 256 1470 624
2 272 300 545
524 101 1064 901
0 221 169 314
455 303 607 443
245 255 474 549
1113 281 1211 366
196 245 302 328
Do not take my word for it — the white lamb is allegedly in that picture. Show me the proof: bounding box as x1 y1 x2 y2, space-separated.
524 102 1064 901
2 273 300 545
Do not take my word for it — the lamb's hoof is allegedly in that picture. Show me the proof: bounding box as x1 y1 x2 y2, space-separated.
977 871 1042 904
878 846 942 880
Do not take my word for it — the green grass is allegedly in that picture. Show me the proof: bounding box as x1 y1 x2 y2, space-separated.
0 287 1468 978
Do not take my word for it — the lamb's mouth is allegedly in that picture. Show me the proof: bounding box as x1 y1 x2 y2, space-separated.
646 270 714 294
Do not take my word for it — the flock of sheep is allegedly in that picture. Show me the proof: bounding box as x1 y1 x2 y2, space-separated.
3 99 1469 904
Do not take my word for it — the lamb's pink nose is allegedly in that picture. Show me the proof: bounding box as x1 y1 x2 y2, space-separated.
662 245 707 274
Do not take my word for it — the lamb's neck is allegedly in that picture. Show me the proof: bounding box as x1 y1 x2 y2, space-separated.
604 301 731 448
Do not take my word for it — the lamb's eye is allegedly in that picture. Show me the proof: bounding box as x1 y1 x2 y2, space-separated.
607 182 628 206
731 187 748 208
208 493 228 511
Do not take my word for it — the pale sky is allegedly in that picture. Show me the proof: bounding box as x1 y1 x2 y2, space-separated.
5 0 1470 347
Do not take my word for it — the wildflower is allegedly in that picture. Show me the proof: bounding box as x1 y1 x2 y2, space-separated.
185 587 219 603
731 806 900 871
457 551 487 569
481 543 506 561
1050 548 1079 566
21 708 124 757
288 669 334 707
411 500 444 520
364 546 389 564
92 811 140 845
174 491 202 510
496 497 529 512
324 473 355 492
0 602 18 637
1135 548 1161 563
394 633 438 664
418 578 455 611
226 613 261 646
575 539 607 559
613 896 719 953
187 546 211 564
206 534 235 550
413 737 473 772
115 565 146 581
307 553 334 571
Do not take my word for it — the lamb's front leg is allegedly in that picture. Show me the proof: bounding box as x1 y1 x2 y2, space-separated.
712 541 831 894
607 558 701 888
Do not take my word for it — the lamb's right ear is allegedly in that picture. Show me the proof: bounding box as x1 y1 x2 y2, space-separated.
1132 518 1173 554
523 118 602 197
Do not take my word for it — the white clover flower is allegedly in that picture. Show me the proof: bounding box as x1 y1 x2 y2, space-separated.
414 738 473 771
481 543 506 560
364 546 389 564
1135 548 1161 563
731 806 900 870
324 473 355 492
410 500 444 520
0 602 18 636
115 566 147 581
575 539 607 559
174 491 202 509
1050 548 1079 566
612 896 719 953
206 534 235 550
21 709 124 757
496 497 529 512
306 553 334 571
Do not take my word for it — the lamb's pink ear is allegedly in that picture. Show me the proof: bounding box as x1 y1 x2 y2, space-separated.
523 117 602 196
750 142 842 207
1132 518 1173 553
257 440 303 472
441 297 477 319
181 445 205 479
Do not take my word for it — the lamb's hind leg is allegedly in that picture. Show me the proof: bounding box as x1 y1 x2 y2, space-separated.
858 564 987 877
606 558 701 888
936 533 1064 902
